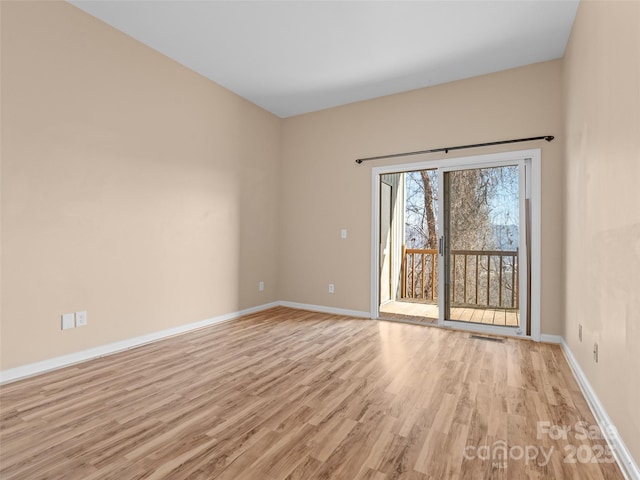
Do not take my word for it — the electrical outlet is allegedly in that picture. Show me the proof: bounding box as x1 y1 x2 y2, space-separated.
61 313 75 330
593 342 598 363
259 281 264 292
328 284 335 293
75 311 87 327
578 324 582 342
341 229 347 239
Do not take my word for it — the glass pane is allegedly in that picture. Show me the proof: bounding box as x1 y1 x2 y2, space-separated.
444 166 520 327
378 170 439 325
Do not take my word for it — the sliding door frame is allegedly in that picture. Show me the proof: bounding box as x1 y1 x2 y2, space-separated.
370 149 541 341
438 159 527 335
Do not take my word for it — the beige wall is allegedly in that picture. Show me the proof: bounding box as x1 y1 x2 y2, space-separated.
0 2 281 370
563 0 640 463
280 60 564 335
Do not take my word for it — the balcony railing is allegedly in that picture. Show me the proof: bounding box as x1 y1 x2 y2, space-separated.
401 247 519 309
402 248 438 301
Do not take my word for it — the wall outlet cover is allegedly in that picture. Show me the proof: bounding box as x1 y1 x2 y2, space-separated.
75 311 87 327
579 324 582 342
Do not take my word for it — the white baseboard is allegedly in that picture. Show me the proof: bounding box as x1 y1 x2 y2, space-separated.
560 339 640 480
0 301 280 385
540 334 563 344
278 301 371 319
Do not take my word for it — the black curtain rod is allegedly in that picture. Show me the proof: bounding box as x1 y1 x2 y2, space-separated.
355 135 554 164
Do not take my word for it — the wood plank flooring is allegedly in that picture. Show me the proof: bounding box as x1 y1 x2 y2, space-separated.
0 307 623 479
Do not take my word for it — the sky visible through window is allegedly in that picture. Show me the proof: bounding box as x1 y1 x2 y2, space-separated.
404 166 519 251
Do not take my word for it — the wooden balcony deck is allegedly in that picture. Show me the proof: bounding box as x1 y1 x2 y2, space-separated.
379 300 519 327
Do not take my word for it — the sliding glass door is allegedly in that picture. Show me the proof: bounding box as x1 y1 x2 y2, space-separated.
439 162 526 332
374 151 536 337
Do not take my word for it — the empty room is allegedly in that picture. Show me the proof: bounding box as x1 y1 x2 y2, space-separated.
1 1 638 479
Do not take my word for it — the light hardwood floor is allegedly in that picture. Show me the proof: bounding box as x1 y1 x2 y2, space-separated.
0 307 623 479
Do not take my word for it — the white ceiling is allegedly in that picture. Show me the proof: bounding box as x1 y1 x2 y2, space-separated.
70 0 579 118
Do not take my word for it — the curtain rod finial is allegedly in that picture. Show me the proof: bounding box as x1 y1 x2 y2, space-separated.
545 136 554 142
